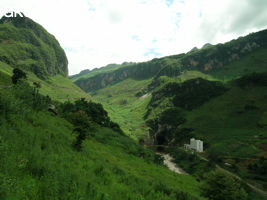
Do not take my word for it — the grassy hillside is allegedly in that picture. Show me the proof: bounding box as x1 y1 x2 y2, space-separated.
70 62 134 81
0 15 207 199
184 84 267 158
0 79 204 200
72 28 267 142
143 74 267 192
0 15 86 101
209 48 267 81
0 62 90 101
92 78 152 139
1 13 266 199
0 15 68 78
73 28 267 140
90 70 218 140
72 28 267 196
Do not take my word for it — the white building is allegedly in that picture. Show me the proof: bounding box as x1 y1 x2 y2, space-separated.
184 138 203 152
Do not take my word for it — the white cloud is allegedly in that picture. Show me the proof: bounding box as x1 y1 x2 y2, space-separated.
1 0 267 75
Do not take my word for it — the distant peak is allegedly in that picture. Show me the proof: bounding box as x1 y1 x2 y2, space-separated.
202 43 213 49
189 47 198 53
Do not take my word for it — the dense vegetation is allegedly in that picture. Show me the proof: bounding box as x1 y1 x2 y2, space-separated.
248 157 267 181
1 13 267 199
0 53 90 102
0 69 205 200
0 15 68 78
147 78 227 112
146 108 191 145
201 170 248 200
0 16 207 199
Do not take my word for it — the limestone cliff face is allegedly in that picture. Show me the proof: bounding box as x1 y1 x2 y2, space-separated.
180 30 267 72
0 15 68 78
75 59 167 92
74 29 267 93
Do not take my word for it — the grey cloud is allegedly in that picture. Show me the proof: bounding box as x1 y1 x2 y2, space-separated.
227 0 267 33
197 0 267 44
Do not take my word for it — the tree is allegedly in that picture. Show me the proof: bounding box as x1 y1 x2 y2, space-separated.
70 110 93 151
11 68 27 84
201 170 248 200
32 82 42 109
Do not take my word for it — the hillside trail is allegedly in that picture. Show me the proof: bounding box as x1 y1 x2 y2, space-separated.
198 155 267 198
157 153 187 175
217 165 267 198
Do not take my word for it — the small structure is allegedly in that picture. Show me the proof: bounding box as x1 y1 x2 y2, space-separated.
184 138 203 152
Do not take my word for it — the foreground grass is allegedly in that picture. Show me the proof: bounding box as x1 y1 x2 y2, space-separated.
0 87 204 200
0 62 91 102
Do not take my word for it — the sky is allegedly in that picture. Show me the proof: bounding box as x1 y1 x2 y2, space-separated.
1 0 267 75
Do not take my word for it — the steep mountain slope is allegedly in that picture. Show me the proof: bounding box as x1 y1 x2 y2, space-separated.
0 15 90 101
0 62 90 101
0 82 205 200
74 29 267 93
74 58 171 92
144 73 267 194
73 28 267 138
70 62 134 81
0 14 68 78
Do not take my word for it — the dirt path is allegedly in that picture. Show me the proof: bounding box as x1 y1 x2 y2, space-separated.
198 154 267 198
217 165 267 198
157 153 187 174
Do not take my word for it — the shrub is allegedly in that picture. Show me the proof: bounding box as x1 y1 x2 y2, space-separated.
11 68 27 84
201 170 248 200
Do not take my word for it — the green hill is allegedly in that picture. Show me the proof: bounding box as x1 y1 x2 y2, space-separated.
0 14 68 78
0 14 90 101
72 28 267 195
70 62 134 82
0 81 205 200
0 60 90 102
74 29 267 92
0 15 208 200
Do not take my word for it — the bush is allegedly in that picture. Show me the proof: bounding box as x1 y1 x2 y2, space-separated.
60 98 123 133
11 68 27 84
201 170 248 200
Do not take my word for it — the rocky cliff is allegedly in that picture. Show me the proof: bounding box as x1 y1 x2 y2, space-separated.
74 29 267 92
